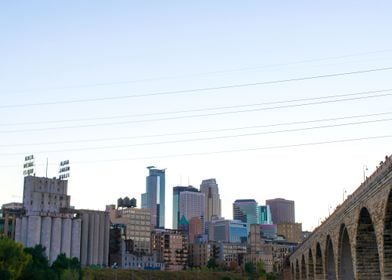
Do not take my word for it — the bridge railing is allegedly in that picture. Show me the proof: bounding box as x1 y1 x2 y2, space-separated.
291 154 392 257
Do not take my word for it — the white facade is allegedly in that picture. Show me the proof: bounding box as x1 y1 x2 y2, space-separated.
179 191 205 223
15 176 108 266
22 176 71 215
79 210 110 267
15 176 80 264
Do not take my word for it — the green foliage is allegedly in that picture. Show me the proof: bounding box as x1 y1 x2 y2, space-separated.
21 244 54 280
0 268 11 280
266 272 277 280
255 261 266 278
244 262 254 275
207 258 218 270
58 268 80 280
83 268 249 280
52 253 82 280
0 238 31 280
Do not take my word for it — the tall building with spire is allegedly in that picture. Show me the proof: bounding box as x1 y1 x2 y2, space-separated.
200 179 221 222
142 166 166 228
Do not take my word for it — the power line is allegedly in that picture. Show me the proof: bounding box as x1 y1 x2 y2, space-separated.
5 48 392 95
1 111 391 148
1 66 392 109
2 88 391 127
2 117 391 156
1 134 390 167
1 90 391 133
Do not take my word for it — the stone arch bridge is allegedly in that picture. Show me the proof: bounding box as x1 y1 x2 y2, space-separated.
290 155 392 280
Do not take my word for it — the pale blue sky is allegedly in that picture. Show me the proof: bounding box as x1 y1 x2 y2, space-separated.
1 1 392 230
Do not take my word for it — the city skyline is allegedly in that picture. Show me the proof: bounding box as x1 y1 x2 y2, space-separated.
1 1 392 232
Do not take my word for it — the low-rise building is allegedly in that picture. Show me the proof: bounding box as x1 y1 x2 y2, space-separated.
151 229 188 270
108 204 152 254
188 242 214 268
208 219 248 243
0 203 23 239
246 224 273 272
216 242 246 267
276 223 302 243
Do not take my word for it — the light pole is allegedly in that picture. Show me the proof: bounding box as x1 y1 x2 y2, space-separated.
363 165 368 182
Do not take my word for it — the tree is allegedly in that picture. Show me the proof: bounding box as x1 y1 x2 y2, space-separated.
21 244 56 280
0 238 31 280
0 268 11 280
256 261 267 278
244 262 254 276
206 258 218 270
52 253 81 280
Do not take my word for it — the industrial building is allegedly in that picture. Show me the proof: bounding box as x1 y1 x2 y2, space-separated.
14 176 109 266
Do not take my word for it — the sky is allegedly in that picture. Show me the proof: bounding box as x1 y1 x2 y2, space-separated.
0 1 391 231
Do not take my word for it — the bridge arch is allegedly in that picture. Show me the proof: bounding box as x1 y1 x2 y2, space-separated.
325 235 337 280
383 189 392 278
315 242 324 280
338 223 354 280
291 263 295 280
301 254 306 279
356 207 381 280
295 259 300 280
308 248 315 280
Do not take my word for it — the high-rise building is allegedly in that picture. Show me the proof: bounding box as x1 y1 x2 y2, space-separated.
172 186 198 229
179 191 205 224
232 199 258 228
257 205 273 224
142 166 165 228
200 179 221 222
266 198 295 224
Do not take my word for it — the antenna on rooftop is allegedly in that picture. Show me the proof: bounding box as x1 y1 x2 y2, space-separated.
46 158 48 177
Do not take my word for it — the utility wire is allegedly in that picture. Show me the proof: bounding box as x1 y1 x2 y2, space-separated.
5 48 392 95
2 117 391 156
1 66 392 109
1 135 390 167
1 111 391 148
1 91 391 133
2 88 391 126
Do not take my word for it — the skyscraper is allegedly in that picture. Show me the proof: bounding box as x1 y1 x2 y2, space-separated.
233 199 258 227
172 186 198 229
200 179 221 222
266 198 295 224
179 191 205 224
141 166 165 228
257 205 273 224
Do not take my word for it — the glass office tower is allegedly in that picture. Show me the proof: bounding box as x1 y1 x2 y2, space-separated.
142 166 166 228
